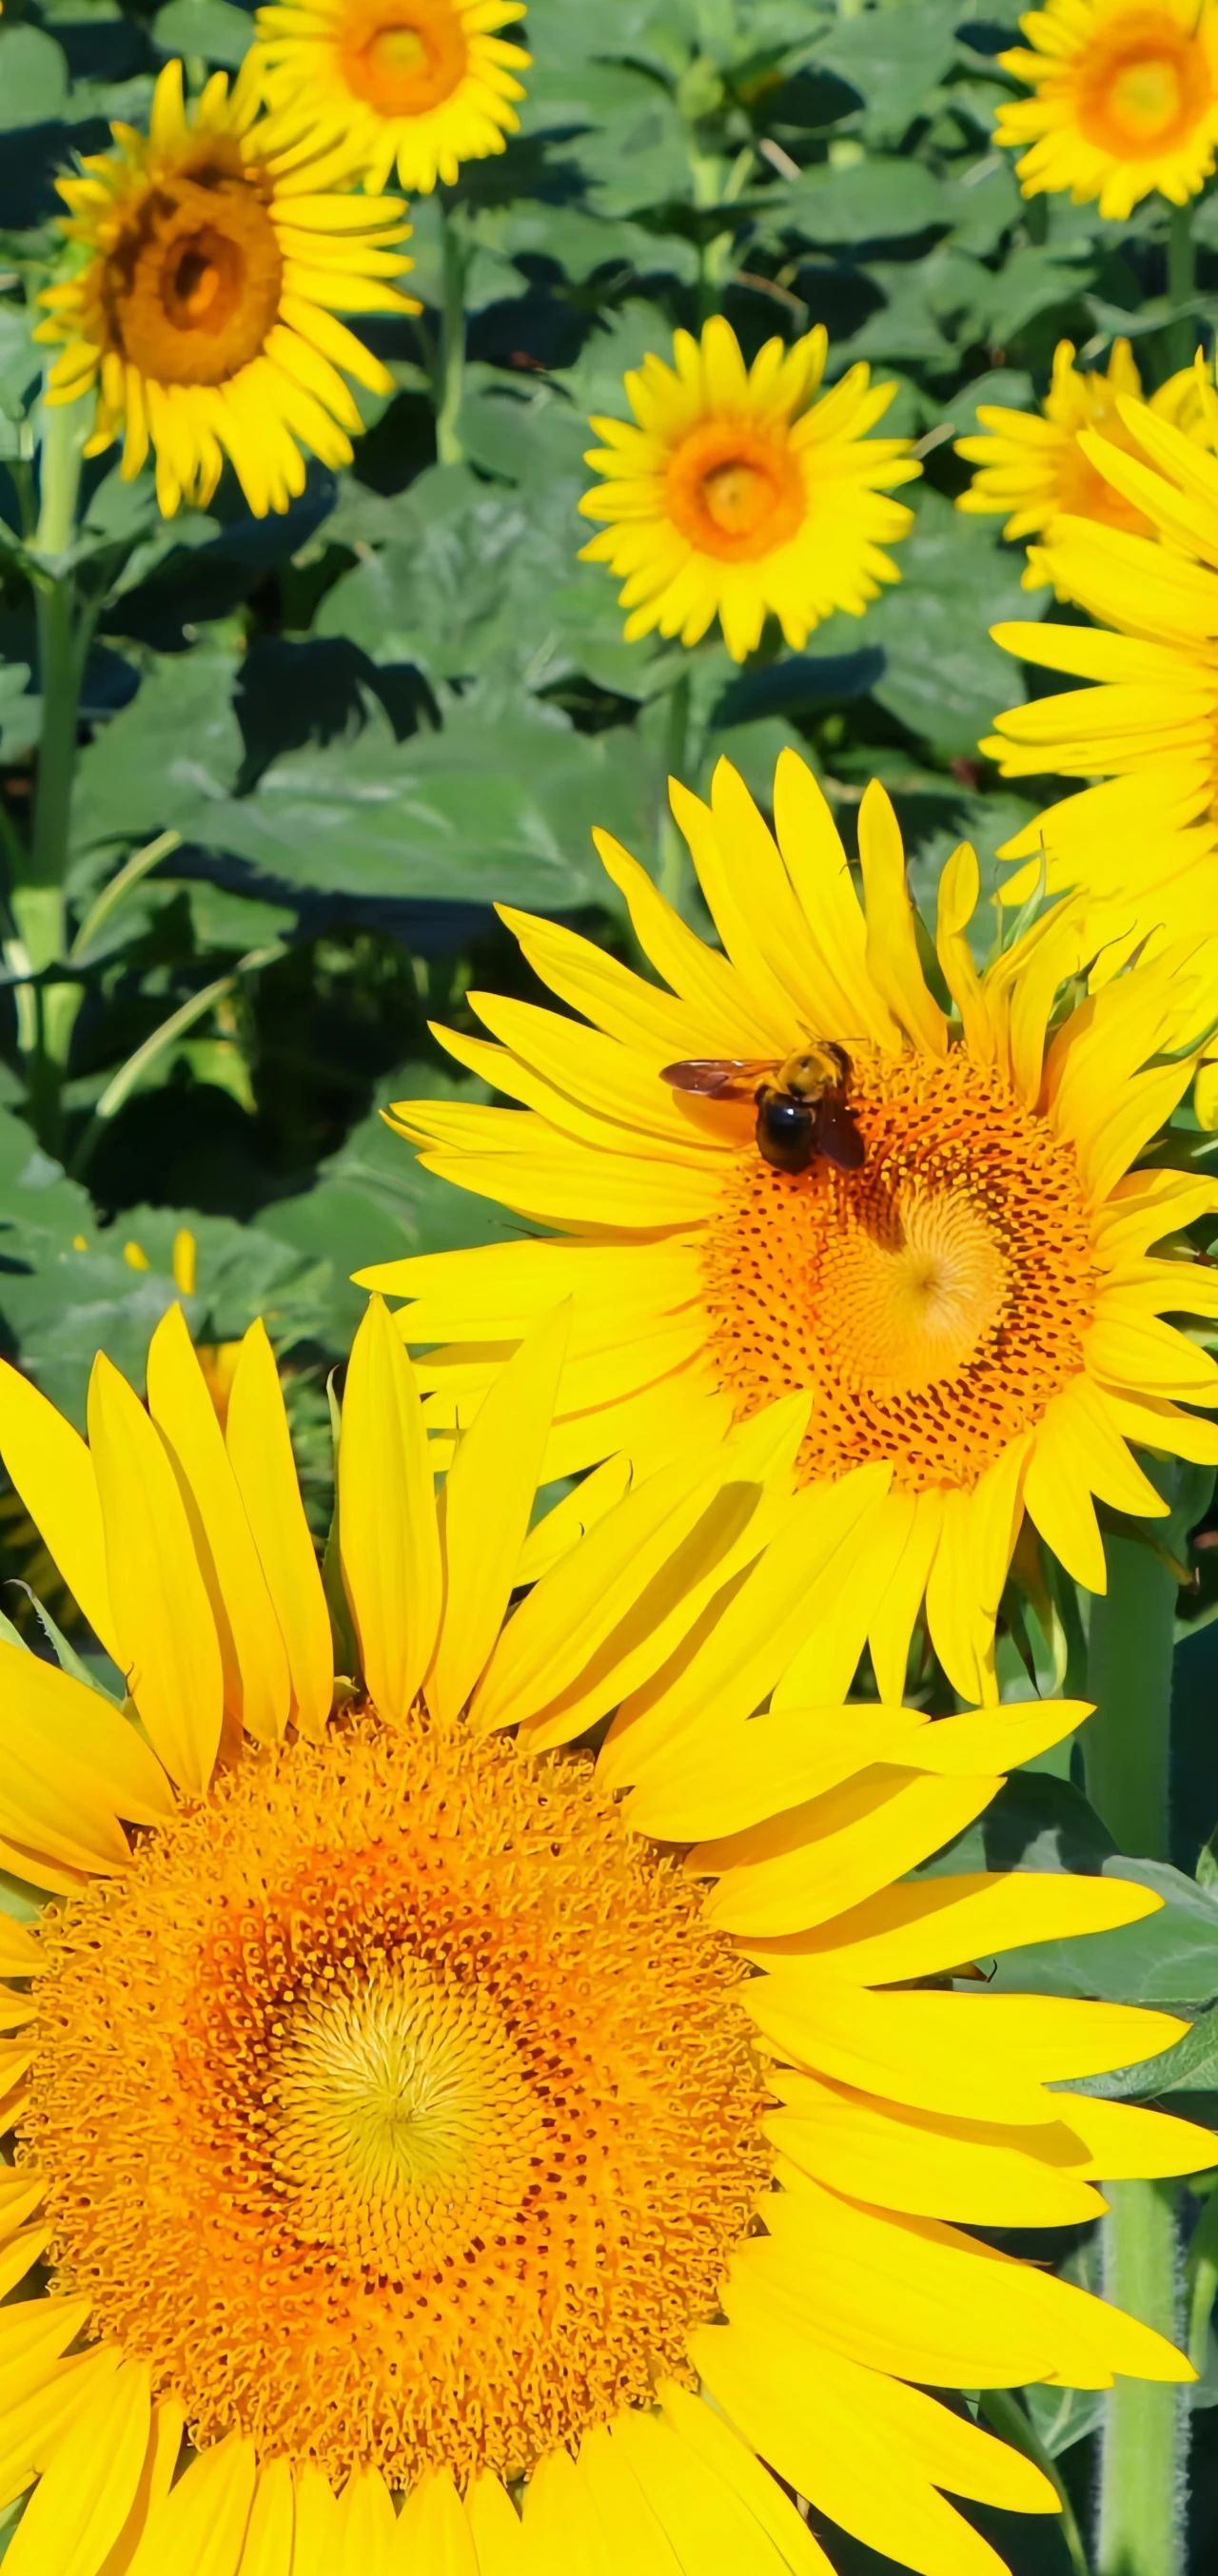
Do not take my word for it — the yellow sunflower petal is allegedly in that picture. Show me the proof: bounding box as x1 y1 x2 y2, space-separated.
226 1319 332 1736
4 2360 151 2576
147 1304 292 1745
0 1360 118 1660
87 1353 224 1797
340 1297 441 1723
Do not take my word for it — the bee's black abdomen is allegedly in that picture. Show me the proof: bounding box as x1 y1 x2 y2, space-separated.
756 1096 815 1174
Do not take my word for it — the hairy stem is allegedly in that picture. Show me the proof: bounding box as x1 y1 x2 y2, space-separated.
434 207 468 468
17 392 88 1150
1167 198 1196 375
656 666 692 909
1087 1526 1188 2576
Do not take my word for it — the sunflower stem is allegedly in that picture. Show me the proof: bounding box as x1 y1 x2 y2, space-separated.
1167 198 1196 375
1087 1513 1188 2576
657 665 692 908
1084 1523 1176 1862
1096 2182 1188 2576
434 205 468 468
16 389 88 1153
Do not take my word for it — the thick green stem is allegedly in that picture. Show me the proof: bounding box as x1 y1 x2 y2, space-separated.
1087 1526 1187 2576
16 393 88 1150
656 667 692 908
434 209 468 468
1096 2183 1187 2576
1167 198 1196 375
1084 1526 1176 1860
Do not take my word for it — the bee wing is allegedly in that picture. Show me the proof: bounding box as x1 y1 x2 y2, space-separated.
814 1095 866 1171
661 1059 774 1100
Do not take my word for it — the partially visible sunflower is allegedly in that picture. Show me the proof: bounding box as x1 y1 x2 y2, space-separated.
984 390 1218 964
36 59 418 517
122 1226 243 1420
0 1298 1210 2576
578 316 921 664
363 750 1218 1706
249 0 530 194
955 338 1216 570
995 0 1218 217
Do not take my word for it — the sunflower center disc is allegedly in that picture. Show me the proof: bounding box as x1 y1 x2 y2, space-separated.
21 1714 769 2488
701 1046 1099 1493
666 420 805 561
101 157 284 386
1078 17 1209 153
344 1 468 110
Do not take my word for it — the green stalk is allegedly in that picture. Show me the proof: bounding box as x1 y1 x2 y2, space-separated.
656 666 692 909
1086 1528 1188 2576
1096 2182 1187 2576
1167 198 1196 375
433 207 468 468
1084 1525 1176 1860
16 392 88 1150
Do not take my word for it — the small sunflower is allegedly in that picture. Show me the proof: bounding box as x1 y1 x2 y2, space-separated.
995 0 1218 217
0 1299 1211 2574
36 59 419 518
363 751 1218 1706
984 390 1218 962
249 0 530 194
955 338 1216 569
578 316 921 664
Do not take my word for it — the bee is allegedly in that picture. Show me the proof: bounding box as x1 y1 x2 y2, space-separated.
661 1040 865 1177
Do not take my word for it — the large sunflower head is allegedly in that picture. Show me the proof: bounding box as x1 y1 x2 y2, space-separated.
955 336 1217 562
995 0 1218 217
984 388 1218 964
363 750 1218 1707
578 316 921 665
249 0 530 194
35 59 419 517
0 1298 1211 2572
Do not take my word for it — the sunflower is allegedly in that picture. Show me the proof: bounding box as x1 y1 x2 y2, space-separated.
577 316 921 665
35 60 419 518
955 338 1216 569
984 390 1218 963
0 1298 1211 2575
363 750 1218 1707
994 0 1218 217
249 0 530 195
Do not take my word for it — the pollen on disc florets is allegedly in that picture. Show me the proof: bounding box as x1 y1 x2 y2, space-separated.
701 1045 1100 1493
19 1712 770 2488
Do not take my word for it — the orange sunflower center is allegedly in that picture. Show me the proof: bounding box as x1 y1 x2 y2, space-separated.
94 147 283 387
700 1047 1099 1494
338 0 469 113
21 1713 768 2488
666 418 806 562
1075 11 1210 155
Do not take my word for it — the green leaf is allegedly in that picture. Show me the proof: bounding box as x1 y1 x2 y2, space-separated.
815 0 960 132
150 0 253 68
0 26 69 130
860 490 1032 758
778 159 947 246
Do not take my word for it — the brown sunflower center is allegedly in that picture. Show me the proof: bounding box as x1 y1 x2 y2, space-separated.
96 150 283 387
20 1714 768 2488
1076 12 1210 154
339 0 469 112
666 419 805 561
700 1047 1099 1494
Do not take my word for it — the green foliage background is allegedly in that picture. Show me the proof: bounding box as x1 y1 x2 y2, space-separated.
2 2 1218 2566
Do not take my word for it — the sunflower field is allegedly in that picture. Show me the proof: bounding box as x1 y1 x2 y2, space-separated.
4 0 1218 2571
